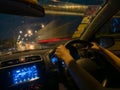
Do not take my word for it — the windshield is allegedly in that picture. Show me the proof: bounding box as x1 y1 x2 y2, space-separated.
0 0 105 54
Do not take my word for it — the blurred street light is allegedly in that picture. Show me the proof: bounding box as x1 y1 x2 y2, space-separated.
28 30 32 35
17 35 21 40
24 34 28 37
19 30 23 34
41 24 45 28
22 38 24 41
17 40 23 44
35 30 38 33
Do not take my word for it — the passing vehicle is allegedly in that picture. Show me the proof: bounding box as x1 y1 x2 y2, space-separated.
0 0 120 90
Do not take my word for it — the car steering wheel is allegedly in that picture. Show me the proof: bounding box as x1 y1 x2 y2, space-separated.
50 39 93 67
64 39 120 89
51 39 117 89
65 39 92 48
63 39 108 89
64 39 93 60
49 39 93 89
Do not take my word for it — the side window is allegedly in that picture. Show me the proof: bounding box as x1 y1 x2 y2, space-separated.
95 17 120 51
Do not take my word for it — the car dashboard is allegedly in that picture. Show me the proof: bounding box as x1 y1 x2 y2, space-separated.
0 49 59 90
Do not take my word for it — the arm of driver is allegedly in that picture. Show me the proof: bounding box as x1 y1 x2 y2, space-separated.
55 45 119 90
92 42 120 72
68 60 103 90
55 45 102 90
100 47 120 71
68 60 120 90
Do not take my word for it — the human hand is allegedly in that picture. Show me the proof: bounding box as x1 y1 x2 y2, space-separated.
91 42 101 50
55 45 74 65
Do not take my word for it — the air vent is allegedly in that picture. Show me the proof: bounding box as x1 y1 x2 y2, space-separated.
0 56 42 67
1 59 19 67
25 56 42 62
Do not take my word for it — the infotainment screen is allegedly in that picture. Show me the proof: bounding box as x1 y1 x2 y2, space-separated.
12 65 39 84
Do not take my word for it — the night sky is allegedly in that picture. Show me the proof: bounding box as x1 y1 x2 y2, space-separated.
0 13 81 40
0 0 104 40
0 14 54 39
0 14 23 39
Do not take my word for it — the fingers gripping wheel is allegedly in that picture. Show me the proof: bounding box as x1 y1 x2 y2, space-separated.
50 39 92 64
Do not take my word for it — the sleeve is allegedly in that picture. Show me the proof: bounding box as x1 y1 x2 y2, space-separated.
67 60 119 90
68 60 120 90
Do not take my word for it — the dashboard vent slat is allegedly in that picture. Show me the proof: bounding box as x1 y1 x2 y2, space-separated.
0 55 42 67
25 56 42 62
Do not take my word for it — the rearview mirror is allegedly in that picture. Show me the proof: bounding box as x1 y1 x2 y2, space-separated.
0 0 45 17
97 36 115 48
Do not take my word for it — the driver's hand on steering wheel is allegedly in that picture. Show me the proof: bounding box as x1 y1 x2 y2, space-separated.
91 42 102 50
55 45 74 66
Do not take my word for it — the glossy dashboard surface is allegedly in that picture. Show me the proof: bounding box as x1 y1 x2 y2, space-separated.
0 49 59 90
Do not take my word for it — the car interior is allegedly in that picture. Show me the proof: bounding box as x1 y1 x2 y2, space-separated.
0 0 120 90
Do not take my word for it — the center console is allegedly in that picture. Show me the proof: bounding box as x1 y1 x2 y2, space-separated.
0 60 58 90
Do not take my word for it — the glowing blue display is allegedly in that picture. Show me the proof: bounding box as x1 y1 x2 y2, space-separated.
51 57 58 64
51 56 65 67
12 65 39 84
